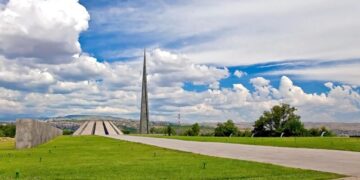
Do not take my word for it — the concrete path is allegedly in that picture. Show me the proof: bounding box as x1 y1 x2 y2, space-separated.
107 135 360 178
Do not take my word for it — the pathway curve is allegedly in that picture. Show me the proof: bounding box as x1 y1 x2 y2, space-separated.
107 135 360 178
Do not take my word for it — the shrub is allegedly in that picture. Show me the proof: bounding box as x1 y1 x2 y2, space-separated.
238 129 252 137
184 123 200 136
0 124 16 138
165 125 176 136
62 129 74 135
150 127 165 134
214 120 238 137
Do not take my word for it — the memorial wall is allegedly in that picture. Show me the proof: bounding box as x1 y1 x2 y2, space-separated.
15 119 62 149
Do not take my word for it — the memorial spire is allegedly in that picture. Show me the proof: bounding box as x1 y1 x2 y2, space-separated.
140 49 149 134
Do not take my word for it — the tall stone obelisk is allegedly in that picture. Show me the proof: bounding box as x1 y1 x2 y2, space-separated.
140 49 149 134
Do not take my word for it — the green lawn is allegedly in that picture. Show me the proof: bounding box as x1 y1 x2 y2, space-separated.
0 138 14 150
145 135 360 152
0 136 343 179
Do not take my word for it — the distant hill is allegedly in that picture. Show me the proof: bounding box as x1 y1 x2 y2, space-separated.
4 115 360 136
46 115 132 121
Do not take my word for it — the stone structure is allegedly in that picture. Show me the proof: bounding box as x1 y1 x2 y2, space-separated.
15 119 63 149
73 120 123 135
140 49 149 134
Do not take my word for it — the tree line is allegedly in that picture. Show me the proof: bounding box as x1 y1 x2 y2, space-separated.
152 104 333 137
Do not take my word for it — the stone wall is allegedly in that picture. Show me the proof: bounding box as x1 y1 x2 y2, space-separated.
15 119 63 149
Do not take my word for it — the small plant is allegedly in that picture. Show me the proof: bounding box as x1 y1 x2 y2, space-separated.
15 171 19 179
202 162 207 169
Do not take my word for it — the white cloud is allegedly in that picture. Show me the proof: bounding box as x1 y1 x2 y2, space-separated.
0 0 89 63
147 49 229 88
0 56 56 92
90 0 360 66
234 70 246 78
265 62 360 86
0 0 359 123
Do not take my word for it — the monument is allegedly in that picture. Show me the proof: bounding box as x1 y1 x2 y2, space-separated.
73 120 123 136
140 49 149 134
15 119 63 149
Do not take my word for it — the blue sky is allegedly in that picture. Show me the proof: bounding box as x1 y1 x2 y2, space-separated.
78 0 360 94
0 0 359 122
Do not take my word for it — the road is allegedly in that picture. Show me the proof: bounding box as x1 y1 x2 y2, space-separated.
107 135 360 178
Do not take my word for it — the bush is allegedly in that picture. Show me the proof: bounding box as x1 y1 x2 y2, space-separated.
150 127 165 134
165 125 176 136
0 124 16 138
238 129 252 137
122 129 131 134
214 120 238 137
62 129 74 135
307 127 333 137
184 123 200 136
200 132 214 136
121 126 137 134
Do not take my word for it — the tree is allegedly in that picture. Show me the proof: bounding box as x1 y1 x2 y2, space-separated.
165 125 175 136
0 124 16 138
214 120 238 137
283 118 305 136
185 123 200 136
253 104 305 137
191 123 200 136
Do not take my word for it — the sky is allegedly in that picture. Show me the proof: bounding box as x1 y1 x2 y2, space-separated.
0 0 359 123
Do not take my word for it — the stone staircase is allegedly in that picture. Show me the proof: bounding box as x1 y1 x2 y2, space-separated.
73 120 123 136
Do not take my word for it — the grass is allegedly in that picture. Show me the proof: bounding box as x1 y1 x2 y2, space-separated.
144 135 360 152
0 136 343 179
0 137 15 150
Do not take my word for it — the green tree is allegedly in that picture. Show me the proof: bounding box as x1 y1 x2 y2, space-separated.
283 118 305 136
214 120 238 137
253 104 305 137
0 124 16 138
165 125 175 136
185 123 200 136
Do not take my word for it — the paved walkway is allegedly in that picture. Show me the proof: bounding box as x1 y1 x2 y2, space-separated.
107 135 360 178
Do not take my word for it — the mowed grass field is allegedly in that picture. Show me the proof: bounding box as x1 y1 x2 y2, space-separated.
0 136 343 179
146 135 360 152
0 137 15 150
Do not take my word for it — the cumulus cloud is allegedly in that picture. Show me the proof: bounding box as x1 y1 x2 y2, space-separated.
0 56 56 92
148 49 229 87
0 0 89 63
0 0 359 123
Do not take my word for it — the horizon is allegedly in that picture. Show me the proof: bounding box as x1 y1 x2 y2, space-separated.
2 114 360 125
0 0 359 123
